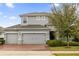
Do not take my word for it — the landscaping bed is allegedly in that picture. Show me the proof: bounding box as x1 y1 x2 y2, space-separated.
46 40 79 51
46 40 79 47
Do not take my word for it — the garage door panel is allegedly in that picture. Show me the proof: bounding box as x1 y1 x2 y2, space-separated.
22 33 45 44
6 33 18 44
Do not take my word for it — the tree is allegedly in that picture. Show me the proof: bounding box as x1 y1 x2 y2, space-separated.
49 3 79 47
71 19 79 42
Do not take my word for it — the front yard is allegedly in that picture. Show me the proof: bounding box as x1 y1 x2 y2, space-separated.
53 53 79 56
49 46 79 51
49 46 79 56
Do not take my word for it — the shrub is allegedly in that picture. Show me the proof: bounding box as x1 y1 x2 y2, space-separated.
46 40 79 47
0 38 5 45
69 42 79 46
46 40 63 47
61 41 67 46
72 38 79 42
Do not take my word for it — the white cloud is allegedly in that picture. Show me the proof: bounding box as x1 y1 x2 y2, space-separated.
5 3 14 8
0 12 3 16
3 16 7 18
54 3 59 7
9 16 17 20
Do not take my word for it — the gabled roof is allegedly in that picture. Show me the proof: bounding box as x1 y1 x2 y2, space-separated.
5 24 49 31
19 12 50 17
6 24 46 28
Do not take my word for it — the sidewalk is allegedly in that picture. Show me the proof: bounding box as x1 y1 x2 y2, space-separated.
0 51 52 56
0 51 79 56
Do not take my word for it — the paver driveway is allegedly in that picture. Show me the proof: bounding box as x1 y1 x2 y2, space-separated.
0 44 49 51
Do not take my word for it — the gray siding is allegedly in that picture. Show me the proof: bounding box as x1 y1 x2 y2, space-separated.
21 16 48 25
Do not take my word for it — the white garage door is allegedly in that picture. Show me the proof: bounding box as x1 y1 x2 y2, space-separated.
6 33 18 44
22 33 46 44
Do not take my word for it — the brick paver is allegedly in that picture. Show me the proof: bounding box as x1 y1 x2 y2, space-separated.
0 44 49 51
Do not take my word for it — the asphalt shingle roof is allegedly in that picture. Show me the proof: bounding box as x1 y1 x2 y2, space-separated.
5 24 49 31
19 12 50 17
7 24 46 28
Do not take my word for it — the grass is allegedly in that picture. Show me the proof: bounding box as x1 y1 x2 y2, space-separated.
49 46 79 51
53 53 79 56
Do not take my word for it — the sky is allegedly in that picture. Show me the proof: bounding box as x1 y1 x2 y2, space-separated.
0 3 51 28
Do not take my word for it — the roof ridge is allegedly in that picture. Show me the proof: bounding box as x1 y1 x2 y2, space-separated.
19 12 50 17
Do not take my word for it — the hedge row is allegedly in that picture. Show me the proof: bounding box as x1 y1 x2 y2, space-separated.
0 38 5 45
46 40 79 47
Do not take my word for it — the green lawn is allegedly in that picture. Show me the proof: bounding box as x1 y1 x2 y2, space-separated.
53 53 79 56
49 46 79 51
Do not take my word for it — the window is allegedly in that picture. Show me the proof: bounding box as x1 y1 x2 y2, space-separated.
37 16 45 20
23 20 27 23
28 16 36 20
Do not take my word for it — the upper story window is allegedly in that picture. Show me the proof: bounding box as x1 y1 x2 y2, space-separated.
23 20 27 23
27 16 48 20
28 16 36 20
22 17 27 24
37 16 45 20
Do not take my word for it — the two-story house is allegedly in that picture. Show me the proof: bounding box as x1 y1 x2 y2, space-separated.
4 12 56 44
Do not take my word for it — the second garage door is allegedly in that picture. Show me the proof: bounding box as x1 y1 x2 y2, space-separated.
22 33 46 44
6 33 18 44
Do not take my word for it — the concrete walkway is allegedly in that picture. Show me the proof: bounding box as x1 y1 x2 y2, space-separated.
0 51 52 56
0 51 79 56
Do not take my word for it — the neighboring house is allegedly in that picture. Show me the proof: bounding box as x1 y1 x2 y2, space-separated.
4 12 56 44
0 27 4 38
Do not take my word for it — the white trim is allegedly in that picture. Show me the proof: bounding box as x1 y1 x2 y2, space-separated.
21 31 48 33
4 30 49 33
18 31 22 44
6 28 49 30
5 32 18 33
